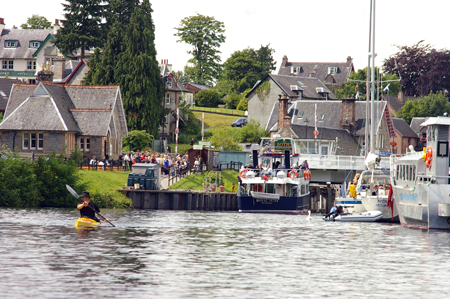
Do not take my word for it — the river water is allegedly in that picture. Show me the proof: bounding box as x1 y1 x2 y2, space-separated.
1 208 450 298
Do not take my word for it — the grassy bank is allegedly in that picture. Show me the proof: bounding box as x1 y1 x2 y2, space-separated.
169 170 239 192
76 169 132 208
190 106 245 116
192 111 242 129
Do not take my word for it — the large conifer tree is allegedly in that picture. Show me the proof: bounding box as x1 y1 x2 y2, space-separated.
54 0 105 59
114 0 163 135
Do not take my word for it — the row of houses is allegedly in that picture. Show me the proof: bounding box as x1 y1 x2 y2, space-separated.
0 17 423 159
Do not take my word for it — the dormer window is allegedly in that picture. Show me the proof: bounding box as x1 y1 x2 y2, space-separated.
328 67 338 74
5 40 17 48
291 66 302 74
29 41 41 48
298 112 304 118
319 114 325 121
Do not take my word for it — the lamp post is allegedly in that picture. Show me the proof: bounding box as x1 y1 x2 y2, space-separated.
304 118 309 139
161 72 174 153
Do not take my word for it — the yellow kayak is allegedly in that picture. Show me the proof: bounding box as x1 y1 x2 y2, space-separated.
75 217 101 229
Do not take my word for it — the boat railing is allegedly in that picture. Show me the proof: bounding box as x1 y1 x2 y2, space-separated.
243 167 306 179
297 154 390 171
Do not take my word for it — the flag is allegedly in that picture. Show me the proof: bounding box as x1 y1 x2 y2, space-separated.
355 83 358 91
383 84 390 92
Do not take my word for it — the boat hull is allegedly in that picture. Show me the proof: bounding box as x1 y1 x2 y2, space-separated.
360 194 399 223
238 194 310 213
334 198 366 213
75 217 101 229
323 210 383 222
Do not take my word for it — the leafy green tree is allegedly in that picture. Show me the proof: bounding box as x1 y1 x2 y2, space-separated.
54 0 105 59
174 13 226 85
0 112 3 122
223 94 241 109
237 120 269 143
207 127 240 151
20 15 52 29
236 97 248 111
195 89 220 107
123 130 154 151
397 91 450 124
222 45 276 94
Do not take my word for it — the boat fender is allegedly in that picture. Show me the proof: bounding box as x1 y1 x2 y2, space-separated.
426 147 432 168
240 169 248 178
304 169 311 180
288 169 298 179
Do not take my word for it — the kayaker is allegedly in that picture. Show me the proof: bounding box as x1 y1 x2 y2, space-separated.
77 191 109 223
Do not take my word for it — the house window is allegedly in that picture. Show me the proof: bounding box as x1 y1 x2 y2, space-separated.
328 67 338 74
166 93 171 105
22 132 43 150
5 40 17 48
298 112 304 118
166 77 172 87
38 133 44 149
79 137 90 152
319 114 325 121
291 66 301 74
2 61 6 69
29 41 40 48
27 61 36 70
8 61 13 70
28 79 36 84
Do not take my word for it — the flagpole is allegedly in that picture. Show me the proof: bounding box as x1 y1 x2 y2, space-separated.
175 108 179 154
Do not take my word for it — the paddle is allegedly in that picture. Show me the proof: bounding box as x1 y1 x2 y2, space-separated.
66 185 115 227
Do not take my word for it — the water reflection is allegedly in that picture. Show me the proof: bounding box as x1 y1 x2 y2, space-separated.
1 208 450 298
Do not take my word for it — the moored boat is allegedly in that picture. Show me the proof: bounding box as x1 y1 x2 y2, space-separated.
75 217 101 229
323 210 383 222
238 137 310 213
391 116 450 229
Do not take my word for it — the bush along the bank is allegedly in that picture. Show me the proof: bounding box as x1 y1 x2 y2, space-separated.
0 149 83 208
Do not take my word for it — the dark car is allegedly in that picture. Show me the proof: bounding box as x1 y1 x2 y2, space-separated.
231 118 247 127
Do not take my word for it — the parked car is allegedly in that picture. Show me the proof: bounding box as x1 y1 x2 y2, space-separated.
231 118 247 127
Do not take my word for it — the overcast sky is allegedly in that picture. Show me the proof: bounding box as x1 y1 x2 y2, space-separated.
3 0 449 73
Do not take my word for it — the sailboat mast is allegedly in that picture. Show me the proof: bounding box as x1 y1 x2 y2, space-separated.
370 0 376 154
365 0 372 157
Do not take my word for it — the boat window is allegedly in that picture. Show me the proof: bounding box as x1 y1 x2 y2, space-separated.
301 184 306 195
265 184 275 194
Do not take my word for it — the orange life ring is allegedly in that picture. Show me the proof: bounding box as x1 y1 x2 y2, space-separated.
288 170 298 179
240 169 248 178
304 169 311 180
426 147 432 168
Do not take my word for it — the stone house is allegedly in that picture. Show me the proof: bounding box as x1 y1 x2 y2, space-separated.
391 118 419 154
0 81 128 159
278 55 354 93
264 94 397 156
247 74 337 129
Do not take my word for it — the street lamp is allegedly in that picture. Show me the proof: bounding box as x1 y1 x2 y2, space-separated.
161 72 174 152
304 117 309 139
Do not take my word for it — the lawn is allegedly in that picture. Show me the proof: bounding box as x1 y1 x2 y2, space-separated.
192 111 243 129
169 170 239 192
190 106 245 116
76 169 132 207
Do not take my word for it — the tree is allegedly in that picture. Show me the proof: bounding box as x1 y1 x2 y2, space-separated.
207 127 240 151
383 41 450 97
123 130 153 151
195 89 220 107
222 45 276 94
174 14 226 85
335 67 401 100
397 91 450 124
54 0 105 59
114 0 163 136
20 15 51 29
237 120 269 143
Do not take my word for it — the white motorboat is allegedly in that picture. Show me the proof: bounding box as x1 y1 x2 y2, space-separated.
391 117 450 229
323 210 383 222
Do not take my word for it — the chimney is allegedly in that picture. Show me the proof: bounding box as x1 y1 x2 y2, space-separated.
347 56 352 66
281 55 288 67
398 91 405 103
0 18 5 33
278 94 291 130
340 98 356 132
37 61 54 83
53 19 60 34
53 56 66 81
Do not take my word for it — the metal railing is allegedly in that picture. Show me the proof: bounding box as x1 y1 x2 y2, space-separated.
297 154 390 171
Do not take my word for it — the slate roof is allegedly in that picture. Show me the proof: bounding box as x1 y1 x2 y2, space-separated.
0 82 127 137
290 124 361 156
410 117 429 134
266 99 387 138
0 78 22 112
248 74 337 102
278 56 354 87
392 118 418 138
0 29 53 59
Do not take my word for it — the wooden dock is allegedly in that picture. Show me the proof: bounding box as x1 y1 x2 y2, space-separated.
121 189 238 211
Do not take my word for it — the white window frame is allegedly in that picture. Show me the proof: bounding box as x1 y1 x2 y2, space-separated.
79 137 91 152
166 93 171 105
38 133 44 150
23 133 29 149
5 41 17 48
29 41 40 48
8 60 13 70
22 132 43 150
328 67 338 74
27 61 36 70
1 61 6 70
30 133 37 150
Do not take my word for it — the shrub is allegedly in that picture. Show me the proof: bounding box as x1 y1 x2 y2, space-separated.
195 89 220 107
